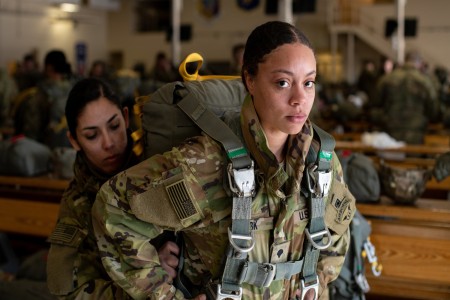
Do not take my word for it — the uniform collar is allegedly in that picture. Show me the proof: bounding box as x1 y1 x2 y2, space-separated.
240 94 314 195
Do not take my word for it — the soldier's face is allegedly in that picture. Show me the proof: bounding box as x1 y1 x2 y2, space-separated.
245 43 316 139
68 97 129 175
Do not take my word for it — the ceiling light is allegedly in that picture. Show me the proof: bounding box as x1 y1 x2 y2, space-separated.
60 3 79 13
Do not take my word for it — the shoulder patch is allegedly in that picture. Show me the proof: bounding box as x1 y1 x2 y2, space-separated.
130 168 204 230
166 178 200 222
48 223 86 248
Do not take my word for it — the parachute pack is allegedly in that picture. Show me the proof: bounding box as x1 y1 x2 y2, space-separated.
132 53 246 158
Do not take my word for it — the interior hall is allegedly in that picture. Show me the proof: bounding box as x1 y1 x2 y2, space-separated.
0 1 449 300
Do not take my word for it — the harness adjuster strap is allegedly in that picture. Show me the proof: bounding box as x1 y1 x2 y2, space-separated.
238 260 305 288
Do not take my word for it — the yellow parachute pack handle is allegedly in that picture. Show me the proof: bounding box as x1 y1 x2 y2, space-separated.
178 52 240 82
132 53 241 156
131 94 150 157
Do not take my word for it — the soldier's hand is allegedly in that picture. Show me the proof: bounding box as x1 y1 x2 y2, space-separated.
295 288 315 300
191 294 206 300
433 152 450 182
158 241 180 279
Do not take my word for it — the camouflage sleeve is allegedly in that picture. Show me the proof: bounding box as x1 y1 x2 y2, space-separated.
318 153 355 298
47 184 133 300
423 75 440 120
92 156 188 300
21 89 49 141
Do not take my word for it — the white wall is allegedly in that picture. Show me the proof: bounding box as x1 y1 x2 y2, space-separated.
0 0 108 75
107 0 331 71
1 0 449 79
360 0 450 70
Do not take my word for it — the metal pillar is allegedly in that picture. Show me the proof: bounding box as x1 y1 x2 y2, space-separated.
396 0 407 65
171 0 182 66
278 0 293 24
331 32 338 83
346 33 355 84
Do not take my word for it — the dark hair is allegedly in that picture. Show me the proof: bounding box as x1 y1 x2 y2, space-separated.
65 78 122 139
241 21 313 90
44 50 72 75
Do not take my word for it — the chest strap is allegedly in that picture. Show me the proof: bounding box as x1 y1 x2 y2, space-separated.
238 260 304 287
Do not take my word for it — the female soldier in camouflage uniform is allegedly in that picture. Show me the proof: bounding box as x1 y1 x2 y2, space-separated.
92 21 355 300
47 78 179 299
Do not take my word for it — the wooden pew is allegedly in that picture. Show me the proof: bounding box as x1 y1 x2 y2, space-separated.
358 198 450 300
333 133 450 147
0 175 69 201
0 197 60 237
335 140 450 156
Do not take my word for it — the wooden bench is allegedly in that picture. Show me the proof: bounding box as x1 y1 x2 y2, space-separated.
333 132 450 147
0 197 60 237
358 198 450 300
335 140 450 156
0 175 69 201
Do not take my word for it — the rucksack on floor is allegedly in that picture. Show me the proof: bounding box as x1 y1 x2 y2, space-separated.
338 152 380 203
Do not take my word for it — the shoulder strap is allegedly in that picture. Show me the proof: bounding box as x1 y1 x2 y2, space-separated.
177 54 255 299
300 123 335 299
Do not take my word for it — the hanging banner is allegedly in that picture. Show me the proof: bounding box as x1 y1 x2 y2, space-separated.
237 0 259 11
75 42 87 76
198 0 220 19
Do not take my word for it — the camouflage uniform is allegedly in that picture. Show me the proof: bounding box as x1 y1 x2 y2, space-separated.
47 137 140 299
372 64 439 144
14 78 75 148
0 68 18 127
92 96 356 300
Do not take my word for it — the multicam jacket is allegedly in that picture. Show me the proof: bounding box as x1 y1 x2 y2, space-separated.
92 96 356 300
47 137 140 299
15 77 76 148
373 64 439 144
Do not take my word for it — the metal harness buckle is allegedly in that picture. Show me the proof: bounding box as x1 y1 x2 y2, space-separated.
216 284 243 300
304 227 332 250
299 275 319 300
355 272 370 293
227 162 255 198
227 228 255 253
306 165 332 197
262 263 276 287
363 239 382 277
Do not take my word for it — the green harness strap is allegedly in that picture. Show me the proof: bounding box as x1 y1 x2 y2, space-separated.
300 124 335 299
177 87 254 299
